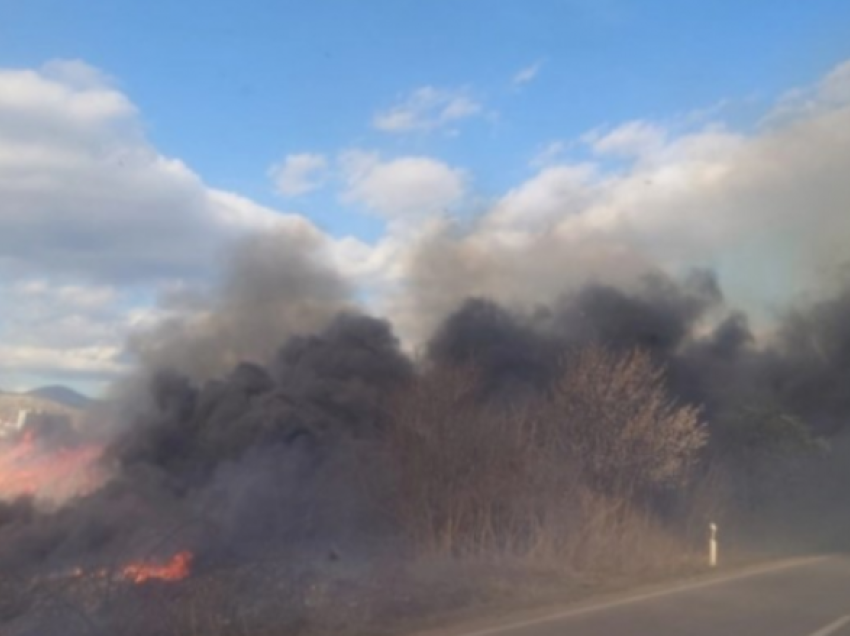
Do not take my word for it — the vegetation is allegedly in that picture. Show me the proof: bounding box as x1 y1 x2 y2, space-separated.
0 343 835 636
386 347 706 565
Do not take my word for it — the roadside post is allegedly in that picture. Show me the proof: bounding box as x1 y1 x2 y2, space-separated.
709 522 718 568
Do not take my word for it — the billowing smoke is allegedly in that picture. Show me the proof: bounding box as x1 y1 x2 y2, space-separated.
3 218 850 579
4 96 850 632
127 225 351 381
770 283 850 433
0 313 412 573
427 269 721 403
426 263 850 445
0 227 367 577
391 224 655 345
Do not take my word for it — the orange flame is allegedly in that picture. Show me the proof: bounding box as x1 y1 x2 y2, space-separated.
121 551 193 584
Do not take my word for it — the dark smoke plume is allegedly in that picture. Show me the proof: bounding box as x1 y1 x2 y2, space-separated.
427 267 850 439
3 223 850 593
127 226 351 381
0 311 410 575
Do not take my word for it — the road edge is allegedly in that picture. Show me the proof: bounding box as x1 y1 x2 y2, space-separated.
409 554 833 636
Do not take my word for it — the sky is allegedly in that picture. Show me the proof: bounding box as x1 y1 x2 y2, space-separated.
1 0 850 395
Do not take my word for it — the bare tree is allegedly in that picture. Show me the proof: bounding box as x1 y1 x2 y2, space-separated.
385 347 706 562
546 346 707 501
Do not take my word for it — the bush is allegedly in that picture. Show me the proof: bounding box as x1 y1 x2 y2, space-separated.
385 346 707 566
546 346 707 501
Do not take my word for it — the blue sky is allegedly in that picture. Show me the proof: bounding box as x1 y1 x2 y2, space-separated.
5 0 850 226
2 1 850 394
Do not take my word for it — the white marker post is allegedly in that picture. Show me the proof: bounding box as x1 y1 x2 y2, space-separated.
709 522 718 568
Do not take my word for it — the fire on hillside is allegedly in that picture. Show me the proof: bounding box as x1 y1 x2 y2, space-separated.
121 550 193 584
0 429 104 502
46 550 194 586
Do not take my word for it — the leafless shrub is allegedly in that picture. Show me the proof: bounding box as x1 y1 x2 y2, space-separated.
385 346 707 571
546 346 707 501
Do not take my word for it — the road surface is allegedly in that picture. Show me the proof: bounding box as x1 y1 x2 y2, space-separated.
441 555 850 636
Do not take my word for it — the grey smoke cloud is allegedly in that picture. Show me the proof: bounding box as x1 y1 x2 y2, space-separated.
380 61 850 343
127 226 352 381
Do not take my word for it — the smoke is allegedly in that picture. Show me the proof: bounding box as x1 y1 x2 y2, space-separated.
3 222 850 585
425 269 721 401
4 64 850 604
428 298 558 398
4 220 850 636
770 283 850 433
377 61 850 349
391 223 655 345
127 225 351 381
114 311 411 482
425 263 850 442
0 227 387 576
0 309 412 574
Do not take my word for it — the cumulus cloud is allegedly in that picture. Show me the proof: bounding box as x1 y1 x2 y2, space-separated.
0 61 306 284
487 163 599 231
268 153 328 197
0 60 328 391
372 86 482 134
340 151 467 221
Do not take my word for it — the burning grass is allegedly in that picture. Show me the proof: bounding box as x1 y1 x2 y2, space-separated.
122 550 193 584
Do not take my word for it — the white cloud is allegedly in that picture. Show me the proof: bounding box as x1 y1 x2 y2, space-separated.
373 86 482 134
512 61 543 86
585 120 667 158
530 140 568 167
0 62 312 284
268 153 328 197
329 233 409 291
340 152 467 221
0 60 327 391
488 163 599 231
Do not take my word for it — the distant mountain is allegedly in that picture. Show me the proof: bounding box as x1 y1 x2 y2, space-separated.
25 385 94 409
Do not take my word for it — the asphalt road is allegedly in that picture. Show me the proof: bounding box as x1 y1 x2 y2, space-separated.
447 555 850 636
